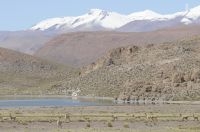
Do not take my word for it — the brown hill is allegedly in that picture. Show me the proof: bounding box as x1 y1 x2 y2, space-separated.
35 25 200 67
66 36 200 101
0 31 54 54
0 47 77 95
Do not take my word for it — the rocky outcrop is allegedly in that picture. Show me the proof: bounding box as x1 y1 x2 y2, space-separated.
70 36 200 101
81 45 139 75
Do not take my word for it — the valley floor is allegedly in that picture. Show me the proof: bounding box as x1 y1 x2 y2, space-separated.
0 104 200 132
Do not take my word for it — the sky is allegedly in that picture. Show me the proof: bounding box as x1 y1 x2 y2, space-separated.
0 0 200 31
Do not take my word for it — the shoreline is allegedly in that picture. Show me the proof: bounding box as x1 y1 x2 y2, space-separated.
0 95 200 105
0 95 114 100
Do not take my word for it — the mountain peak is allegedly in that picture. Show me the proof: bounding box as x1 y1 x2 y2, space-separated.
128 9 162 20
141 9 162 17
88 9 109 16
190 5 200 11
143 9 158 14
89 9 104 13
185 5 200 19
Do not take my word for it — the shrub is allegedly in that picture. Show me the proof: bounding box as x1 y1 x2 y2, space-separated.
172 73 185 83
86 122 91 128
191 70 200 82
107 122 113 127
123 123 130 128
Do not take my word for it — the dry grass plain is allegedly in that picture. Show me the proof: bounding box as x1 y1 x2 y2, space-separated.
0 104 200 132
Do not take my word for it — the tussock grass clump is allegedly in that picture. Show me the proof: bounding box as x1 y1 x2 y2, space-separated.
78 119 86 122
123 123 129 128
18 120 28 125
107 122 113 127
86 122 91 128
111 115 118 121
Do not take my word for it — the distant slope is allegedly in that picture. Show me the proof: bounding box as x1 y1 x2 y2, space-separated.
0 31 54 55
35 26 200 67
70 36 200 101
118 17 183 32
0 47 77 95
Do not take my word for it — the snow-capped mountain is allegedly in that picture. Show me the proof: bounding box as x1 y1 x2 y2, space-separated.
30 5 200 32
31 9 130 31
128 10 163 20
181 5 200 24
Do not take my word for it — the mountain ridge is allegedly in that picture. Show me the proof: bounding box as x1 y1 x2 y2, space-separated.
35 25 200 67
30 5 200 32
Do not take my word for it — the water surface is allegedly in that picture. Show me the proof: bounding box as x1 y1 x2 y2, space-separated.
0 96 113 108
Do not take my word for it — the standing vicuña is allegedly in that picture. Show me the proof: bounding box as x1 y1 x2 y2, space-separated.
193 114 199 121
57 117 62 128
145 113 157 122
180 114 189 121
65 114 71 122
9 113 16 121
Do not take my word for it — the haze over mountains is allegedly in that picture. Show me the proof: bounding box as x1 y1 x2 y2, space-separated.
35 26 200 67
0 31 53 54
1 5 200 56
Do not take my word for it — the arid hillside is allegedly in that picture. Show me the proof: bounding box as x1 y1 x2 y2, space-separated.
66 36 200 101
2 26 200 100
35 26 200 67
0 47 78 95
0 31 54 54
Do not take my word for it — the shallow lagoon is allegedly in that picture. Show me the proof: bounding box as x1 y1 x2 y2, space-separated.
0 96 113 108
